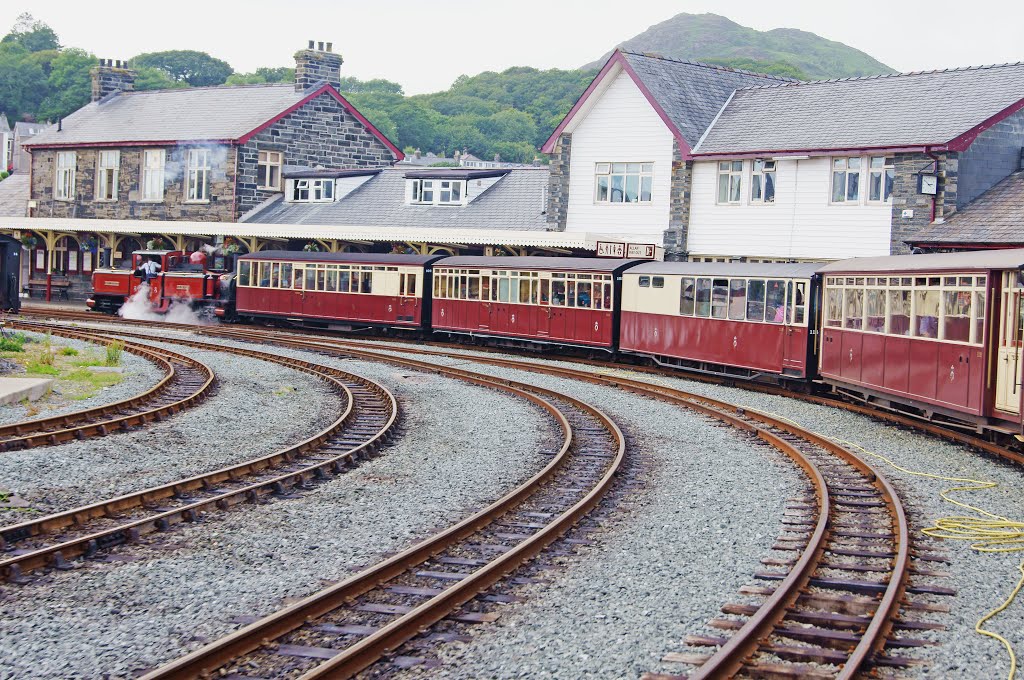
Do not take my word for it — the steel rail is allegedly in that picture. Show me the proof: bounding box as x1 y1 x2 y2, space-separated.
19 304 1024 467
0 325 398 582
0 321 215 450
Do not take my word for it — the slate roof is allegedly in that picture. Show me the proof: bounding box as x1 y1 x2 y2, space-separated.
907 170 1024 246
620 51 794 149
695 62 1024 154
0 174 29 217
246 168 549 231
819 247 1024 273
25 84 309 147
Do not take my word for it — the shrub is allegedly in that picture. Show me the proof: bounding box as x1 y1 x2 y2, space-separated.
0 334 25 352
38 335 55 366
105 340 124 367
59 346 78 356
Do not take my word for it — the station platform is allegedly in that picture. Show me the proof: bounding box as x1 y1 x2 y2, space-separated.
0 377 55 405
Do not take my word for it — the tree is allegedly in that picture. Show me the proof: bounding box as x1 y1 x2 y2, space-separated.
37 48 94 120
337 76 403 95
132 50 233 87
134 66 188 91
477 109 537 144
0 44 48 121
226 67 295 85
1 13 59 52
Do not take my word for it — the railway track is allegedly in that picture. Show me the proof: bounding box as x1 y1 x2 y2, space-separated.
0 321 215 451
0 323 398 583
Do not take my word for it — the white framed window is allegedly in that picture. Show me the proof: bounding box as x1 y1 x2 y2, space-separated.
95 150 119 201
868 156 894 202
257 150 282 190
831 157 861 203
595 162 653 203
292 178 334 202
750 159 776 203
55 151 76 201
142 149 166 201
716 161 742 204
410 179 464 205
186 148 211 202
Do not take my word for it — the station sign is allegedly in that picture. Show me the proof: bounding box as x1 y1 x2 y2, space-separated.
626 243 658 259
596 241 626 258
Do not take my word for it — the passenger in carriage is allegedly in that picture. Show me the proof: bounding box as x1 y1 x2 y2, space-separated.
577 288 591 307
766 282 785 323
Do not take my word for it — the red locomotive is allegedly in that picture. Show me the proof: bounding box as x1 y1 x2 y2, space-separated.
87 249 229 314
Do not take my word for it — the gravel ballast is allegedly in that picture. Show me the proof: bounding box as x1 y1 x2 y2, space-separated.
0 335 555 679
0 341 341 515
0 331 165 426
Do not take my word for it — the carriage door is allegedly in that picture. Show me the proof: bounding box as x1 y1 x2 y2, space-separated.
783 280 809 374
995 271 1023 413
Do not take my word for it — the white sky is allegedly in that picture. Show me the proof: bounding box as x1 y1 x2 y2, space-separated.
2 0 1022 94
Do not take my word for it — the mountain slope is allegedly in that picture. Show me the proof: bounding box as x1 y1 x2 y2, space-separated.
583 13 893 79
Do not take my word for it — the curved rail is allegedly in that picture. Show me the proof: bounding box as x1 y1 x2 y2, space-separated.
0 321 215 450
0 325 397 582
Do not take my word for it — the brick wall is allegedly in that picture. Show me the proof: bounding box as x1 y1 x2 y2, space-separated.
957 108 1024 209
662 140 691 261
30 145 237 222
545 133 571 230
235 90 397 219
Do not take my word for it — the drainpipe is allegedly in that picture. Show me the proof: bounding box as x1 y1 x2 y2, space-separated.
230 144 238 223
925 147 942 223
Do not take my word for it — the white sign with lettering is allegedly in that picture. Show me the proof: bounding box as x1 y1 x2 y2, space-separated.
626 243 657 259
596 241 626 258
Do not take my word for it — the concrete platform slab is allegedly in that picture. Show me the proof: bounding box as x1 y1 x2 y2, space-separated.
0 377 55 405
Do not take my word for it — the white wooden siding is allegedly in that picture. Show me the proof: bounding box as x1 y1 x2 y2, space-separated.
566 69 673 239
687 157 893 260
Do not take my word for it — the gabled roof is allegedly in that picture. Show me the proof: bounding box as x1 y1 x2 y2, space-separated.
245 168 548 231
694 62 1024 156
23 82 402 158
0 174 29 217
541 50 792 156
907 170 1024 247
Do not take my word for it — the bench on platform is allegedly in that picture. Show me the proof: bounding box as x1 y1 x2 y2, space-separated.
23 278 71 301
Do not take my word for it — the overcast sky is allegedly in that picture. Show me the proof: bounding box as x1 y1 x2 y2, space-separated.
2 0 1021 94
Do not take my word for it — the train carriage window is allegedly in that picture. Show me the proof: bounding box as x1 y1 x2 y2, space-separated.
540 279 549 305
293 267 304 290
943 290 971 343
825 288 843 327
959 277 972 287
305 267 316 290
460 275 469 299
745 279 765 321
551 280 565 305
913 289 939 338
577 282 592 308
566 281 577 307
766 280 786 324
439 275 448 298
728 279 746 320
652 277 664 289
603 284 612 309
281 263 292 289
696 278 712 317
468 276 480 300
519 279 531 304
680 277 696 315
639 276 651 288
316 267 326 291
480 276 489 301
326 267 338 292
972 291 986 344
259 262 271 287
865 289 885 332
711 279 729 319
270 263 280 288
498 277 510 302
238 261 251 286
888 289 910 335
843 288 864 329
340 270 351 293
791 281 807 325
361 272 372 294
531 279 540 304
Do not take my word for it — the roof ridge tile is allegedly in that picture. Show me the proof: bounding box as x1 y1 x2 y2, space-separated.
619 49 797 82
735 60 1024 91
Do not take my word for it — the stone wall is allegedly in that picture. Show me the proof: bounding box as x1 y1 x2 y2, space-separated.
957 108 1024 209
294 47 343 91
90 61 135 102
545 133 571 230
30 145 237 222
235 90 397 218
662 140 691 261
890 151 961 254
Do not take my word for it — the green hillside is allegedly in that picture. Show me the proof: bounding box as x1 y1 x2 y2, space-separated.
583 13 893 79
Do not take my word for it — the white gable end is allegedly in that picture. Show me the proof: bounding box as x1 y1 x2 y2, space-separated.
565 69 673 240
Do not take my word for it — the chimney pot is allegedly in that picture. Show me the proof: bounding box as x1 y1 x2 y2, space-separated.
318 41 325 51
326 42 333 52
308 40 315 49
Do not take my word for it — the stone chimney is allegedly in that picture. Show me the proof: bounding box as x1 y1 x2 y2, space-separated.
294 40 343 91
91 58 136 102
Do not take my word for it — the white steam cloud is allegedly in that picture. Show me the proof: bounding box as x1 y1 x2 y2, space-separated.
118 282 218 325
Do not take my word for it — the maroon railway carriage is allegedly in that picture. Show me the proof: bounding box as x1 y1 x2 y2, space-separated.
429 257 640 350
819 249 1024 436
231 251 445 330
619 261 822 379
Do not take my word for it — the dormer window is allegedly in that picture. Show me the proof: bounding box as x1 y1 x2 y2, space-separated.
410 178 464 205
292 178 334 202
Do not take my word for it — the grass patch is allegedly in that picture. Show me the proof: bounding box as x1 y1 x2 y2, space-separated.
25 361 59 375
59 346 79 356
0 333 27 352
105 340 125 367
71 357 103 367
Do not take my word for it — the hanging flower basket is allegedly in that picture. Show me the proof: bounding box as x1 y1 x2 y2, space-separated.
19 235 37 248
82 236 98 250
146 237 167 250
303 242 321 252
223 243 241 255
